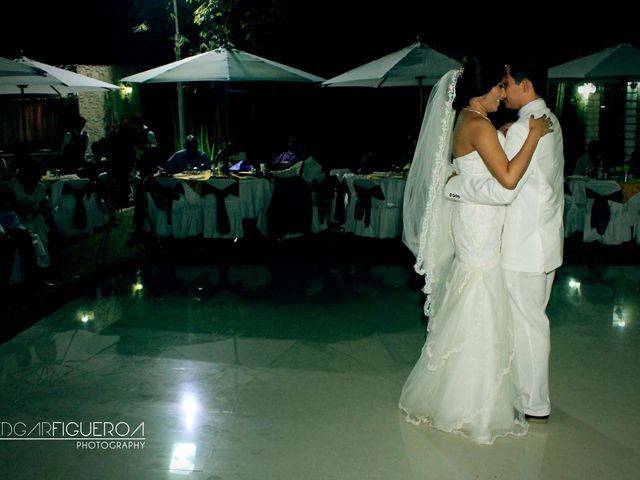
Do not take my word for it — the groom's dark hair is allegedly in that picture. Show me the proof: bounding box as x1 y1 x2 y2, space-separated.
507 61 548 98
452 56 504 111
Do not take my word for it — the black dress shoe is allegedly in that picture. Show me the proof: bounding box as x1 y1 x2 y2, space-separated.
525 414 550 424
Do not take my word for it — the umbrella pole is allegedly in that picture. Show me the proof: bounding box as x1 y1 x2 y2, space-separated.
18 87 28 146
177 83 185 143
225 83 229 138
417 76 425 120
172 0 185 144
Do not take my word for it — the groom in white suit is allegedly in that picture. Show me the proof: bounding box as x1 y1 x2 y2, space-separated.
445 62 564 422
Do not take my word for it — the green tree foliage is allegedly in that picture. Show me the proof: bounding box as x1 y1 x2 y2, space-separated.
130 0 198 61
131 0 288 57
187 0 287 51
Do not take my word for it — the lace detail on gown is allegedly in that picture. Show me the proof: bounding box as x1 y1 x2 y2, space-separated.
413 70 461 318
399 141 528 445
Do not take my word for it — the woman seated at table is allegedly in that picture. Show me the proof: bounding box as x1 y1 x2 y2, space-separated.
227 137 253 173
0 187 38 280
163 135 211 174
573 140 605 177
357 141 389 174
271 136 302 171
8 152 53 249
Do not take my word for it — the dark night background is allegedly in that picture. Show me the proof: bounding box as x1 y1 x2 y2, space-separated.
3 1 639 73
2 1 640 169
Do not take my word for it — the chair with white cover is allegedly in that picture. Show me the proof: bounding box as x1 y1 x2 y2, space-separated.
376 177 405 238
329 169 352 226
87 180 110 230
345 178 386 237
271 161 327 238
32 232 49 267
563 179 586 237
144 177 202 238
239 177 274 236
202 178 242 239
308 176 329 233
143 177 180 237
7 231 51 285
51 179 95 238
583 180 626 244
623 192 640 243
301 158 328 233
178 180 204 238
267 174 313 239
268 158 327 235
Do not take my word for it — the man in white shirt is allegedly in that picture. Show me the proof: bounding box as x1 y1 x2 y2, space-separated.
445 62 565 423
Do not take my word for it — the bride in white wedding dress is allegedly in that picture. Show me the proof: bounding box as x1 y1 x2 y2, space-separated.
400 58 553 444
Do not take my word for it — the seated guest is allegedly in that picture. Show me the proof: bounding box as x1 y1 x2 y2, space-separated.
131 116 158 149
226 137 252 173
271 143 325 185
357 142 387 174
60 115 89 175
164 135 211 174
0 186 39 284
271 137 302 171
573 140 604 177
8 153 53 251
138 144 164 178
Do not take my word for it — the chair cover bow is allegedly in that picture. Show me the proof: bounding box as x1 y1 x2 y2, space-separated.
586 188 623 235
200 180 240 234
354 184 385 228
61 181 94 229
147 179 185 225
330 175 349 224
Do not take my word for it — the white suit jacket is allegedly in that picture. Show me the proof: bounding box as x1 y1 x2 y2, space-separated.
444 98 564 273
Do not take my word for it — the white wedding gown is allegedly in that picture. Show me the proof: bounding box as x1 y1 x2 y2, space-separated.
399 141 528 445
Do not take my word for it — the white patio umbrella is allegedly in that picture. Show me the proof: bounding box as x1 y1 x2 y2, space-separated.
121 46 324 141
0 56 120 95
0 56 46 77
548 43 640 82
322 41 462 114
121 46 325 84
0 57 120 147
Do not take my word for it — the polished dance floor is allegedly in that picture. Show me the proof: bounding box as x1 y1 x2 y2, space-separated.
0 259 639 479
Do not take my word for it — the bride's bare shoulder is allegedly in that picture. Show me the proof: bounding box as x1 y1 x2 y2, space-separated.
453 115 494 157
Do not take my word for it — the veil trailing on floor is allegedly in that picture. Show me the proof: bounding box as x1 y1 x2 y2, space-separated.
402 68 462 320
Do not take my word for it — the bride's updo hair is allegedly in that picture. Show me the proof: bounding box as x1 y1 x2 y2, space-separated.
452 56 504 111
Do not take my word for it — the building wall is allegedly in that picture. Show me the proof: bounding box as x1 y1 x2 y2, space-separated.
624 82 638 163
569 82 639 169
75 65 141 155
584 90 600 148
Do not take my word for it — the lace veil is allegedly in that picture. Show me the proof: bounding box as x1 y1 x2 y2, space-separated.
402 68 462 320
